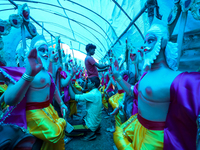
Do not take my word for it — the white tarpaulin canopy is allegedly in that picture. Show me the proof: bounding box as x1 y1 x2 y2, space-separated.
1 0 200 61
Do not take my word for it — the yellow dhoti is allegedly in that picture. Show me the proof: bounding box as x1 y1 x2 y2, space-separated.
102 96 108 110
69 100 77 117
0 84 8 110
109 92 124 109
26 104 66 150
109 92 125 127
113 114 164 150
0 84 7 93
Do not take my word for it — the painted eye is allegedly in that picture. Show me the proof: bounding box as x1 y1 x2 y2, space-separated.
148 39 153 44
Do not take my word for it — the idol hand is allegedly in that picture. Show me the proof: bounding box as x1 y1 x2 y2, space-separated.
70 66 76 76
50 50 58 63
61 103 68 117
25 48 43 76
112 61 120 78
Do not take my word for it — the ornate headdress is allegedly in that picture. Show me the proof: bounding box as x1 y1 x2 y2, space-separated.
144 20 178 71
30 35 48 51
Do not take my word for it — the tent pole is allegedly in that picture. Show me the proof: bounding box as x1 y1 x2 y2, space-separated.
168 4 182 38
112 0 144 40
21 24 26 51
110 3 148 49
42 22 44 35
176 11 188 69
20 23 26 67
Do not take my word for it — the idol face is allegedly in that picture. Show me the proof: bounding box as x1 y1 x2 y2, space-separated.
38 44 48 60
142 33 161 71
37 44 49 70
144 33 157 53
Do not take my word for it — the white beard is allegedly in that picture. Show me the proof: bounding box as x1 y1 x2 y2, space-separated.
143 39 161 72
40 57 49 70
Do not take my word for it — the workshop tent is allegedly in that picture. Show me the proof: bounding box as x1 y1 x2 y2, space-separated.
0 0 200 70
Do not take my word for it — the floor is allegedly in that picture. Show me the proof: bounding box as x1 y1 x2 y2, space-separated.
65 101 116 150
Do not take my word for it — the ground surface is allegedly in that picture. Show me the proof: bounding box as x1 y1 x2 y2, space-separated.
65 102 116 150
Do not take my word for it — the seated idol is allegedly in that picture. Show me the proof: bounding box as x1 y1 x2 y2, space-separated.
112 22 200 150
0 35 68 150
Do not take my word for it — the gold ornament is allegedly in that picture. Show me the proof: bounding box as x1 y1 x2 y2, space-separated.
191 0 200 20
9 14 23 28
0 20 11 36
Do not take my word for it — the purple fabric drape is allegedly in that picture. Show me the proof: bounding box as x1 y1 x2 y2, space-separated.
0 66 25 82
0 67 55 129
60 71 70 103
164 72 200 150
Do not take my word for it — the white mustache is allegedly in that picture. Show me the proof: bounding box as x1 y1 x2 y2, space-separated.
42 54 48 57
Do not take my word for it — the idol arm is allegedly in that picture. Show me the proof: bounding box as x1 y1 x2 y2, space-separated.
48 61 53 74
54 86 65 106
4 79 32 106
113 72 134 96
109 75 117 87
104 79 111 92
4 48 43 106
68 84 75 100
61 72 74 87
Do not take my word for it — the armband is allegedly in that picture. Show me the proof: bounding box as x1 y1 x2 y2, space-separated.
129 85 134 96
22 73 34 82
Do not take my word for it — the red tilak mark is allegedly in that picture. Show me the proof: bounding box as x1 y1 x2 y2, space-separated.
126 39 127 43
145 86 152 96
